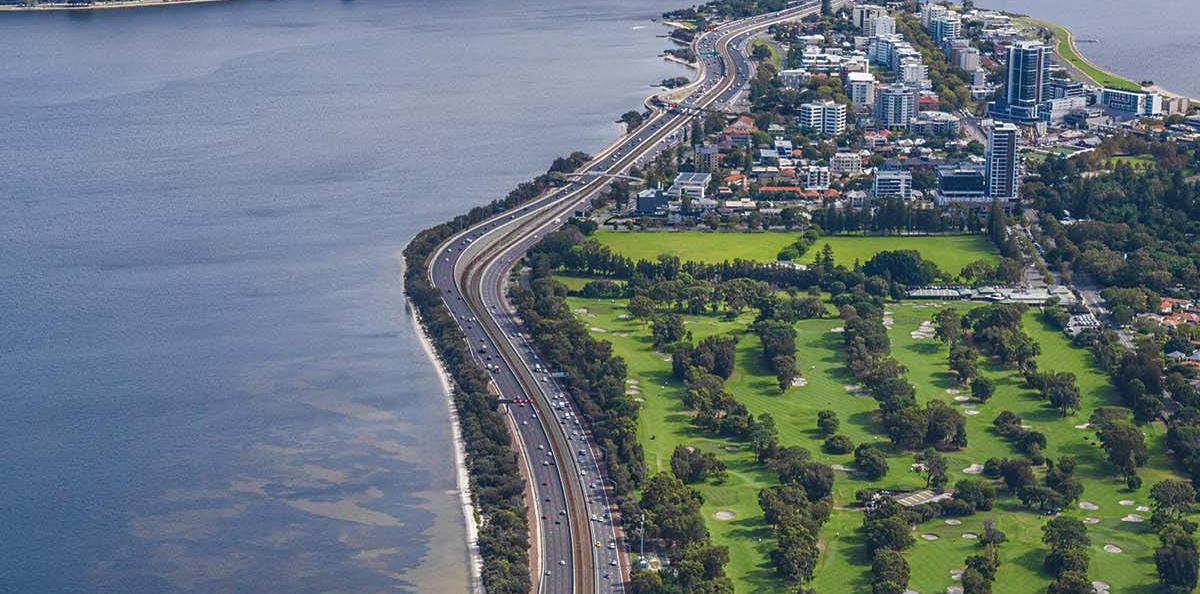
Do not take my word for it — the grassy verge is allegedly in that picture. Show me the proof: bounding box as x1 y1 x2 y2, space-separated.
563 287 1186 593
749 38 781 70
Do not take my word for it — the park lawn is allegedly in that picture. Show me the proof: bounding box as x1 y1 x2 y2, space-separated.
1111 154 1157 169
749 38 781 70
594 230 801 264
799 235 998 278
560 286 1188 593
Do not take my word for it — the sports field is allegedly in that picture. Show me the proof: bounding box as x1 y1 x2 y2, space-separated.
563 289 1187 593
594 231 997 278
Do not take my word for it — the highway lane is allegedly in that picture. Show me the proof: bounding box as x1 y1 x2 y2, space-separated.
424 3 829 592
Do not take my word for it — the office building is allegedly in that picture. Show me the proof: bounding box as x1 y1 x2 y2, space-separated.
875 84 916 129
669 172 712 199
831 152 864 175
1098 88 1163 117
799 100 848 136
990 41 1051 122
806 166 831 191
935 165 987 206
872 169 913 201
985 122 1020 202
1047 79 1086 99
846 71 877 107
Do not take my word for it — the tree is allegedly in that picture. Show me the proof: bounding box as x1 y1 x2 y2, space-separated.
652 314 687 347
954 479 996 511
1047 571 1094 594
640 473 708 552
872 549 910 591
1156 543 1200 591
972 377 995 402
864 515 914 553
918 448 948 491
1046 372 1082 416
817 410 840 436
934 308 962 346
1043 516 1090 553
774 354 798 392
823 434 853 454
629 295 656 324
855 443 890 480
1096 419 1149 475
1151 479 1198 529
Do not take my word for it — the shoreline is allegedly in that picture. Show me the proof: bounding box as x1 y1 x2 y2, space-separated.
408 305 485 594
0 0 232 11
1015 14 1195 103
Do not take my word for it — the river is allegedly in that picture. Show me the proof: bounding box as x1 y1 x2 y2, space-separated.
0 1 687 592
974 0 1200 98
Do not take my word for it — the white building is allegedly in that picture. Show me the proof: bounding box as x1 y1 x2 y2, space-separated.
831 152 864 175
799 100 848 136
900 60 931 90
853 3 887 31
806 166 831 190
867 15 896 37
668 172 712 200
875 84 916 129
778 68 812 89
846 71 877 107
1098 88 1163 117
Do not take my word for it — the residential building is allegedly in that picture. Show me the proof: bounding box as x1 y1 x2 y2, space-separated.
831 152 864 175
929 13 962 44
954 46 980 72
806 166 831 190
846 72 877 107
989 41 1051 122
1098 88 1163 117
853 3 887 31
1164 96 1191 116
910 111 962 136
872 169 913 201
875 84 916 129
778 68 812 89
799 100 848 136
934 165 987 206
722 115 758 147
669 172 712 199
867 14 896 37
695 146 722 172
985 122 1020 202
900 60 930 89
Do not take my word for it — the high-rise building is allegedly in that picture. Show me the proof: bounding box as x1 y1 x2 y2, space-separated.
985 122 1020 202
853 4 887 31
929 13 962 44
900 60 930 89
799 101 848 136
991 41 1051 122
846 72 877 107
1098 88 1163 116
875 85 916 129
867 15 896 37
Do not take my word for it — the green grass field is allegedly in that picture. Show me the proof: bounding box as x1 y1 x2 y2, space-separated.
562 287 1187 593
749 38 781 70
593 232 998 279
800 235 998 278
594 230 801 263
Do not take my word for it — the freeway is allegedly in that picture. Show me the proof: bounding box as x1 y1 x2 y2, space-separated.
424 3 831 592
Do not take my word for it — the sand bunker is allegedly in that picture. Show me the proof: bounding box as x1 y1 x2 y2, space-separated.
831 464 850 472
962 464 983 474
1103 544 1123 553
965 410 981 416
590 327 607 333
944 518 962 526
903 590 920 594
573 308 588 314
1083 517 1101 525
953 395 970 402
882 316 894 328
792 377 809 387
962 533 978 539
633 397 645 403
949 569 963 579
1118 500 1135 506
617 314 630 320
946 388 962 395
1092 582 1110 593
1136 505 1151 512
713 510 736 521
921 533 939 541
1121 514 1144 523
830 326 845 333
612 332 630 337
723 445 739 452
1074 423 1092 429
946 587 963 594
626 379 640 385
1079 501 1099 510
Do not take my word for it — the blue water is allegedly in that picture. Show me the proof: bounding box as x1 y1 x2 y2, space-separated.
974 0 1200 98
0 1 686 591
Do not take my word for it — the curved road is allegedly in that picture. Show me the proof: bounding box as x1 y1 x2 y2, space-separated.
425 3 832 592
